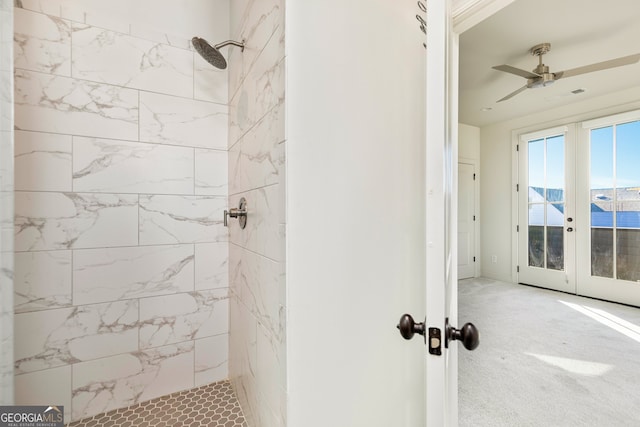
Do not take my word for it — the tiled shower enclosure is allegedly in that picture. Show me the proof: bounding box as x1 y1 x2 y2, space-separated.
12 1 231 422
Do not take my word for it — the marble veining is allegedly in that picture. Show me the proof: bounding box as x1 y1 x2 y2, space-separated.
14 250 72 313
195 243 228 291
15 130 72 192
14 69 138 140
73 245 195 306
139 289 229 349
72 342 194 420
195 335 228 386
14 192 138 251
72 137 194 194
14 300 139 374
71 24 193 98
139 91 227 150
139 195 228 245
13 7 71 75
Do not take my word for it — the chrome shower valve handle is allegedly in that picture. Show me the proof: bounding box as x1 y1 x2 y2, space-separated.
224 197 247 229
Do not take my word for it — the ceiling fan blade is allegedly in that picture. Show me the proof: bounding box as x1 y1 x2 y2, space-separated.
497 85 528 102
493 64 540 79
555 53 640 79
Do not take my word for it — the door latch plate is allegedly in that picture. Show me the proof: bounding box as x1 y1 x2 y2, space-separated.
428 327 442 356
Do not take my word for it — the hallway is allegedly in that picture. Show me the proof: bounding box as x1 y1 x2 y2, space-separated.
459 278 640 426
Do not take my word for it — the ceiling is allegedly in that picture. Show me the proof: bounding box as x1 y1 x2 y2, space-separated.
459 0 640 127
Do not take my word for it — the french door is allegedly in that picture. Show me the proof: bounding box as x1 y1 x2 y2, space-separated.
517 125 576 294
518 110 640 306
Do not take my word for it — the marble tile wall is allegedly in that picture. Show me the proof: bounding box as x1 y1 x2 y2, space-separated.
13 3 231 421
228 0 287 426
0 0 14 406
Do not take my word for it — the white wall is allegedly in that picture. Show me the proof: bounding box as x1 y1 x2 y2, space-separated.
459 123 480 161
287 1 426 426
480 85 640 282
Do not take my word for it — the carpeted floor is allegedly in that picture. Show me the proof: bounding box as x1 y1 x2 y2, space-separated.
459 278 640 427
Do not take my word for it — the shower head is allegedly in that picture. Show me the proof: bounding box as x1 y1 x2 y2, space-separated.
191 37 244 70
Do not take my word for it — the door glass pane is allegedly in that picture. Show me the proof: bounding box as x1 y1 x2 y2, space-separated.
592 228 614 278
528 138 544 202
547 203 564 271
546 135 565 202
615 120 640 281
528 225 544 268
590 126 614 278
527 135 564 271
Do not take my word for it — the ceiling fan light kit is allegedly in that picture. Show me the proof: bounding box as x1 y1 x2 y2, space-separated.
492 42 640 102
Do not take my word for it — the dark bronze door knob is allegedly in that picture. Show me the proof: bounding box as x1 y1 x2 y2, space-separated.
446 319 479 351
397 314 426 341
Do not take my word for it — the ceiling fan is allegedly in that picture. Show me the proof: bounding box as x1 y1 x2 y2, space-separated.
493 43 640 102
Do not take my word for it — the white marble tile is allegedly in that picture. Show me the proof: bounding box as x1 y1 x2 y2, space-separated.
139 289 228 349
14 7 71 76
195 242 228 291
82 10 130 34
229 191 257 254
229 294 258 426
72 24 193 98
72 342 194 420
73 137 194 194
14 191 138 251
230 245 280 341
73 244 194 305
129 24 192 50
16 0 62 17
194 53 228 104
256 324 284 419
14 250 72 313
14 300 139 374
195 148 227 196
230 104 284 195
14 70 138 140
15 130 72 192
229 185 280 261
195 334 228 386
228 0 283 101
139 195 227 245
0 251 13 405
139 92 227 150
15 366 72 422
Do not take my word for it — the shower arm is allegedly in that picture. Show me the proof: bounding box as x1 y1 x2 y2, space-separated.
214 40 245 52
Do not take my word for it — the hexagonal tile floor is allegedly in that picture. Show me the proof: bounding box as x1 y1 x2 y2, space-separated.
67 380 246 427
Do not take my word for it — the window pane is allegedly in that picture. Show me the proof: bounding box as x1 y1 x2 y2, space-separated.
617 229 640 282
547 226 564 271
616 120 640 190
548 203 564 227
590 126 614 279
528 138 544 202
590 126 614 191
529 226 544 268
546 135 564 202
591 228 613 278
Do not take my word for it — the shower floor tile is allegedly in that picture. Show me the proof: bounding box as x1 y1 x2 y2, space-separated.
67 380 246 427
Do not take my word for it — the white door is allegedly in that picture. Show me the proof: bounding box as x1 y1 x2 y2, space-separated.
458 163 476 279
425 1 479 425
576 111 640 306
517 126 576 294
